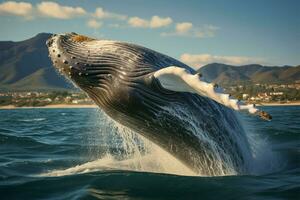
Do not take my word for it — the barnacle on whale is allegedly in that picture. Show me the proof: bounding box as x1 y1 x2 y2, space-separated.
71 34 94 43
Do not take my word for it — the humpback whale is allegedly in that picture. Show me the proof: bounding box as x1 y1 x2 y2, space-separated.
47 33 271 176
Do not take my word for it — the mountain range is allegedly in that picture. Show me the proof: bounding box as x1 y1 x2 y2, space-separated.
198 63 300 85
0 33 299 91
0 33 73 91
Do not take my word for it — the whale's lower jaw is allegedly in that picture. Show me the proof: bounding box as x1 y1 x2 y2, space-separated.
47 33 252 176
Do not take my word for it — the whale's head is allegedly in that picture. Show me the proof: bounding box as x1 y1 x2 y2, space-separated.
46 32 165 117
46 33 105 89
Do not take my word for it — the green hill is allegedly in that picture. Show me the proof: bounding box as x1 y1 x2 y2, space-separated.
0 33 299 91
0 33 74 91
199 63 300 86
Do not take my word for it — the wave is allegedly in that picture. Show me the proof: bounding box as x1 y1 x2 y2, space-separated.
240 119 284 175
41 147 196 177
0 106 297 200
18 118 46 122
0 133 47 146
40 112 196 176
39 106 284 178
42 137 282 178
6 168 299 200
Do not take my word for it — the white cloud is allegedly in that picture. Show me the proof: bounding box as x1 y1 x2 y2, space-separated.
162 22 219 38
150 16 172 28
128 16 149 28
0 1 33 17
180 53 264 68
109 24 119 28
195 25 219 38
94 7 127 20
0 2 129 22
128 16 172 28
0 1 217 40
87 19 102 29
37 1 86 19
175 22 193 34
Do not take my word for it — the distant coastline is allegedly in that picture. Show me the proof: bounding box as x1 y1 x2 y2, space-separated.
257 101 300 106
1 102 300 110
0 104 98 109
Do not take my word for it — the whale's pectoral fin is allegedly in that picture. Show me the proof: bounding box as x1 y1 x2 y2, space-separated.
153 66 272 121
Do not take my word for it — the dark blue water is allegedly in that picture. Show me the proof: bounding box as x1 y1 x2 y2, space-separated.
0 106 299 200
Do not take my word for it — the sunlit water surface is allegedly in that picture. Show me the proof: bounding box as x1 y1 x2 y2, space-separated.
0 106 299 199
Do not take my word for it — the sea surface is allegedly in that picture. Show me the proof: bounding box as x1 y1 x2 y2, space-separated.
0 106 299 200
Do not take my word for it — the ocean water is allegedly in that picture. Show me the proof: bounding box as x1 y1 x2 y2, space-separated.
0 106 299 200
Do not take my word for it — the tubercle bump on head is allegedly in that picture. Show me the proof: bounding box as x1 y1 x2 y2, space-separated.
71 35 95 43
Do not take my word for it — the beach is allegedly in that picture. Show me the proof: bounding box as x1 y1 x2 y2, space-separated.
1 101 299 109
0 104 98 109
257 101 300 106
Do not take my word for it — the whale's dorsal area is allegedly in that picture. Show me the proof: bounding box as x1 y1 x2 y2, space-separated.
154 66 271 120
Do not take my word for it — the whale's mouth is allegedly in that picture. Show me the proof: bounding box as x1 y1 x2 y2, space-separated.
47 33 100 88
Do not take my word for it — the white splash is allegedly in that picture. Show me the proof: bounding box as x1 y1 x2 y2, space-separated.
19 118 46 122
42 149 195 177
42 111 196 177
240 118 283 175
41 108 281 177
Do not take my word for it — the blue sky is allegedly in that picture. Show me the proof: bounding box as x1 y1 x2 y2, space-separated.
0 0 299 68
